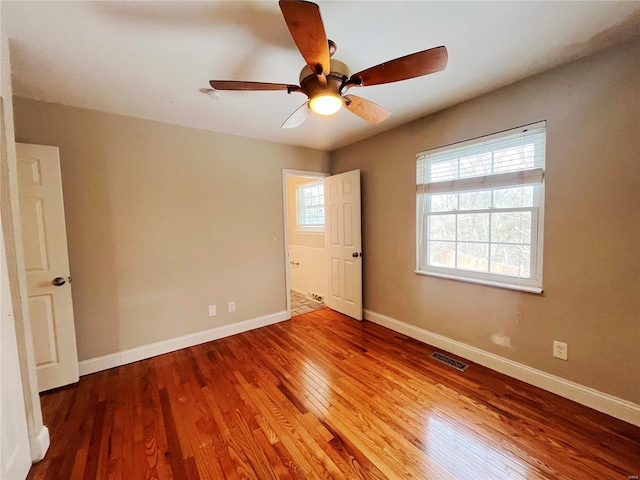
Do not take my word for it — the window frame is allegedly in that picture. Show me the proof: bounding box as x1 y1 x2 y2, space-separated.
416 122 546 293
295 180 325 234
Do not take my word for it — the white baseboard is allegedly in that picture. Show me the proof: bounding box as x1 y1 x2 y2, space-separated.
30 425 49 463
364 309 640 427
79 310 289 376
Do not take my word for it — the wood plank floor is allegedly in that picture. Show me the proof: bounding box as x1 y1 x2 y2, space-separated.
28 308 640 479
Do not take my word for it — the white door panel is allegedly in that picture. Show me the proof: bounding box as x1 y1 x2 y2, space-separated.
324 170 362 320
17 143 79 392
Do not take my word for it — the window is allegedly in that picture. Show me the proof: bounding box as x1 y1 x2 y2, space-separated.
416 122 546 293
296 181 324 232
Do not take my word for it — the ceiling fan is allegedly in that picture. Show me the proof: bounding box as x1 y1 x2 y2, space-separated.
209 0 448 128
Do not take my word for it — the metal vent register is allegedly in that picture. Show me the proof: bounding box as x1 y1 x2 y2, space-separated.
430 352 469 371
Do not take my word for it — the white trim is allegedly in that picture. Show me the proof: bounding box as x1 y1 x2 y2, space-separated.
29 425 49 463
282 169 330 179
364 309 640 427
415 270 543 294
79 310 289 376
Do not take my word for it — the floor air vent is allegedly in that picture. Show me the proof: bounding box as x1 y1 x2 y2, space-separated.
430 352 469 372
307 292 324 303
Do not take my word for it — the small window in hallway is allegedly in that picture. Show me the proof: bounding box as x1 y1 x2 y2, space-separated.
296 180 324 232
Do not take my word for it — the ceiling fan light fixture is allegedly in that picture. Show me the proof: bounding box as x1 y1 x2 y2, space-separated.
309 93 342 116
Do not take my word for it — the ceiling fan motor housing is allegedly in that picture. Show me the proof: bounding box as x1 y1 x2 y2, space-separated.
299 59 351 98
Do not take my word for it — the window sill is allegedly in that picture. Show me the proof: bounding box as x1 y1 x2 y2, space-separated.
295 229 324 235
415 269 543 294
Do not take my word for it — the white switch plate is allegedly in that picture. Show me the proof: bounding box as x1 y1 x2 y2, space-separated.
228 301 235 313
208 305 216 317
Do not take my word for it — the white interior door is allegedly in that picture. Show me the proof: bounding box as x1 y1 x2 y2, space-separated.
16 143 79 392
324 170 363 320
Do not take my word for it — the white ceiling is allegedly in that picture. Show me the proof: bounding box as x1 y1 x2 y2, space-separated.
2 1 639 151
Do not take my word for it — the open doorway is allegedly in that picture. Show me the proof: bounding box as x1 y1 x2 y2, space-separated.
282 169 329 317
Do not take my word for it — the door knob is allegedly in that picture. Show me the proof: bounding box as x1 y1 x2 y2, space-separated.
352 252 362 258
52 277 66 286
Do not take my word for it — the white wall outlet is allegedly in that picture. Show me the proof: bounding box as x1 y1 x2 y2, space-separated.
208 305 216 317
553 340 568 360
228 301 235 313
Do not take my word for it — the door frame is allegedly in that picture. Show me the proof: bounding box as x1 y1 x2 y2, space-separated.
0 89 49 463
1 99 33 479
281 169 329 318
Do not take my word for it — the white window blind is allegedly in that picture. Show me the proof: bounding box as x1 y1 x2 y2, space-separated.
416 122 546 293
296 181 325 232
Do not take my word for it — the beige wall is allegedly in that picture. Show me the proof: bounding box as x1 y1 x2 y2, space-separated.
12 98 329 361
286 175 325 249
330 39 640 403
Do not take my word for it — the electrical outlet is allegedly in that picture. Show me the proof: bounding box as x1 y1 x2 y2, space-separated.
208 305 216 317
553 340 568 360
228 301 235 313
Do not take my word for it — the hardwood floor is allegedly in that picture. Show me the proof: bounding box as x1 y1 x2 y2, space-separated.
28 308 639 479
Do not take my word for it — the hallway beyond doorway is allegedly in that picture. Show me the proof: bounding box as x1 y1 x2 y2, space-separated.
290 290 324 316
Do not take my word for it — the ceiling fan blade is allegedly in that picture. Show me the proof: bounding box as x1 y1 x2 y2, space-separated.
209 80 298 91
279 0 330 76
348 46 448 87
281 102 311 129
343 95 391 124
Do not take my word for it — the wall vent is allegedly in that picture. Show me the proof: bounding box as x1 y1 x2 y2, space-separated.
430 352 469 371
